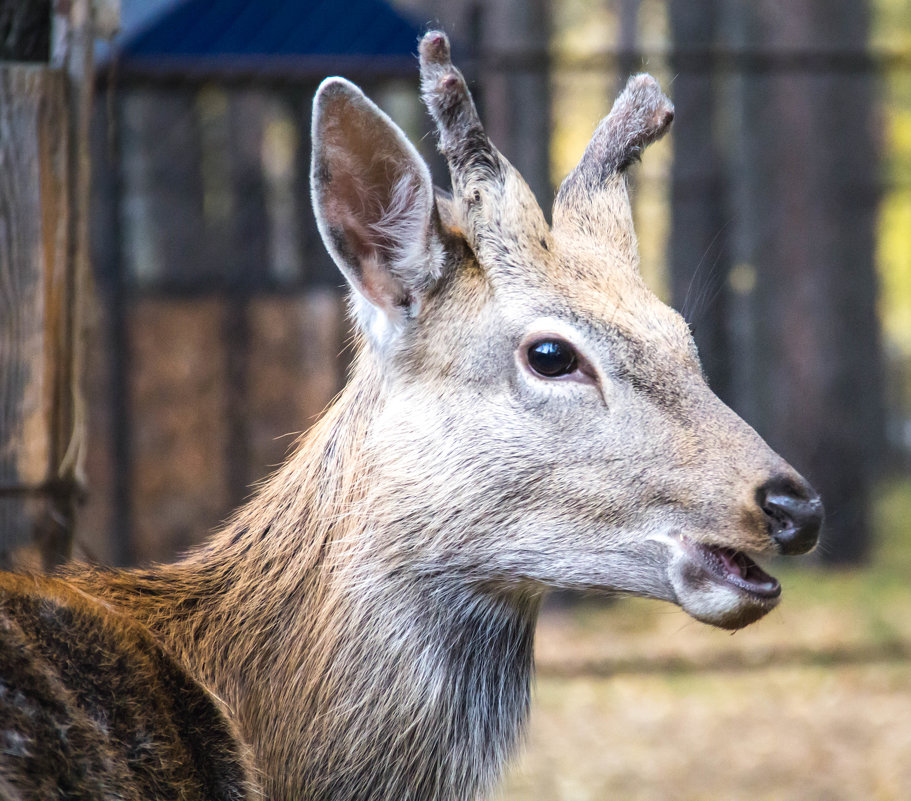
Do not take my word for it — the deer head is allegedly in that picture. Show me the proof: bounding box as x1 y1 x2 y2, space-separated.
310 31 822 631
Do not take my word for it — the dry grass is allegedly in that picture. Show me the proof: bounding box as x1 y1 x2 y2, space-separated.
500 663 911 801
496 478 911 800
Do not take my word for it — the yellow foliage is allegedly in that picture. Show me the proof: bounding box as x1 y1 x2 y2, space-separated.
877 190 911 357
876 0 911 362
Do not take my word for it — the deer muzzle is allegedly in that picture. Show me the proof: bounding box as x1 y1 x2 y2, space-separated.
662 469 823 630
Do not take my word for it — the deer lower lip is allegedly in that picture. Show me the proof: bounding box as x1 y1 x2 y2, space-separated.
690 541 781 599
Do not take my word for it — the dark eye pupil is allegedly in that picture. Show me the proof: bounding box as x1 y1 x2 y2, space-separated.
527 339 578 377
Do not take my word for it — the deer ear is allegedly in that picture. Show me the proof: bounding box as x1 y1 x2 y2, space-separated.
311 78 444 345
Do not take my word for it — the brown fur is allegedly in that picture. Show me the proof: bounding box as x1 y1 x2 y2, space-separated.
0 573 256 800
0 31 821 801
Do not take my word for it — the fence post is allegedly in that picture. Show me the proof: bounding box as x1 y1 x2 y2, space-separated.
0 0 98 569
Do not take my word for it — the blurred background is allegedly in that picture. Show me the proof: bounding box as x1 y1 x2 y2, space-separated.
3 0 911 797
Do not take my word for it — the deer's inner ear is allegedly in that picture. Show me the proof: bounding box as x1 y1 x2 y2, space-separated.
311 79 445 344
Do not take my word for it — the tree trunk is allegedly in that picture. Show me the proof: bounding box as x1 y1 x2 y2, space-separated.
669 0 733 404
478 0 552 209
720 0 884 564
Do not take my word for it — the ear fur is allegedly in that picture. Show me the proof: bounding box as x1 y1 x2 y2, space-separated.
310 78 444 346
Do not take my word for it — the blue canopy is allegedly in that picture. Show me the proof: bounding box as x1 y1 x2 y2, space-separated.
111 0 425 78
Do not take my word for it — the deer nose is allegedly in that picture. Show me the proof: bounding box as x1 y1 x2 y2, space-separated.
758 477 824 555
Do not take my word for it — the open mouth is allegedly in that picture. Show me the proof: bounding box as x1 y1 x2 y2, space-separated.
687 540 781 600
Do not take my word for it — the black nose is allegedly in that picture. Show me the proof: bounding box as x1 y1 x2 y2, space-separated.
758 477 824 555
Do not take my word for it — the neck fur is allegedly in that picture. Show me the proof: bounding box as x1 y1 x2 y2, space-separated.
70 365 541 801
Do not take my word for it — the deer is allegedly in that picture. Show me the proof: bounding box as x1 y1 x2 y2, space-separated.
0 30 823 801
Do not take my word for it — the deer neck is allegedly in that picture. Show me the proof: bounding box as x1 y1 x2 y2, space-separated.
71 367 541 801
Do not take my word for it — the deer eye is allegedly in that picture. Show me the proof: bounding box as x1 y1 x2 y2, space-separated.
526 339 578 378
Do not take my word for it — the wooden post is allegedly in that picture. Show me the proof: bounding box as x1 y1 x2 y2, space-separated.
0 0 97 569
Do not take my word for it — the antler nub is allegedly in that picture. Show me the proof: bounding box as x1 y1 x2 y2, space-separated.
568 74 674 190
553 73 673 250
419 30 498 178
418 30 549 268
419 30 451 68
602 74 674 174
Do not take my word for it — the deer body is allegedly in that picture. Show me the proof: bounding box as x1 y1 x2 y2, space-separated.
0 32 822 801
0 572 254 800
